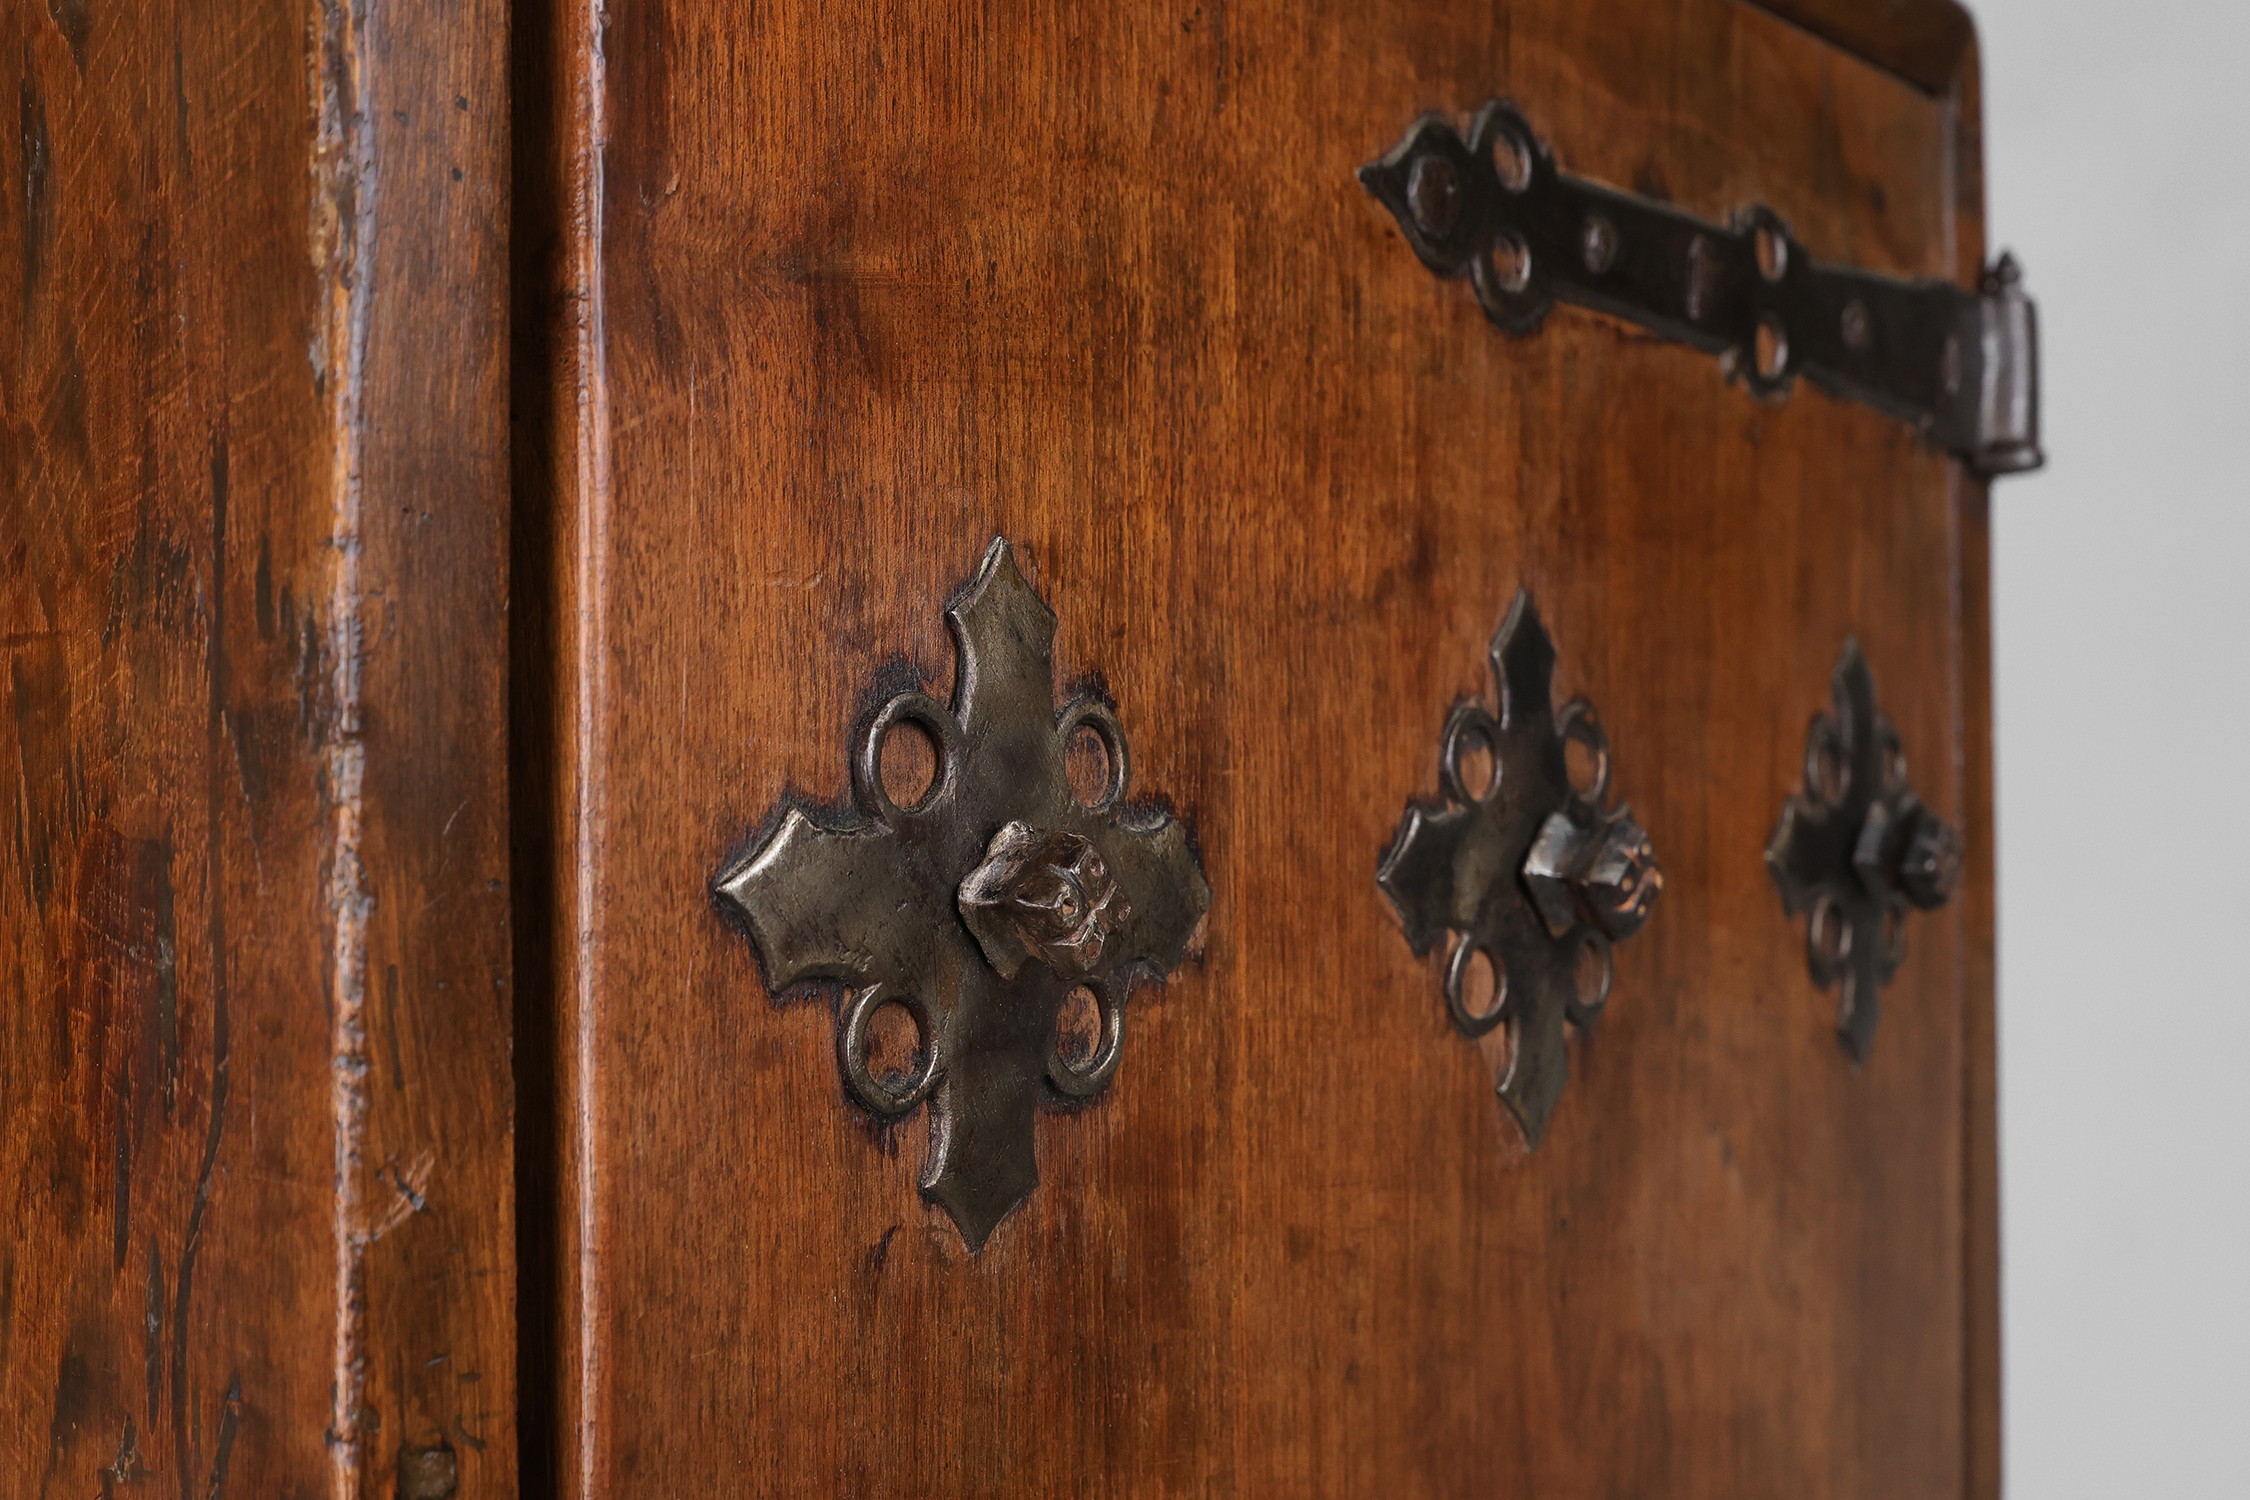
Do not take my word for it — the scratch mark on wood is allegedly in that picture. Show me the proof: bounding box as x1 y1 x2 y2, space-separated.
19 64 52 315
155 836 179 1118
860 1223 901 1283
99 1415 148 1496
176 431 233 1500
144 1243 164 1429
112 1109 130 1271
418 797 472 910
0 1246 15 1378
205 1372 242 1498
44 0 90 72
170 33 192 182
369 1149 435 1242
71 822 178 1259
383 962 405 1089
12 637 78 914
41 1335 93 1498
254 536 275 642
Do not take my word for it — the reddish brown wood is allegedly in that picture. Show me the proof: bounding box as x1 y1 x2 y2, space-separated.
8 0 2003 1489
515 0 1996 1492
1747 0 1978 93
0 1 514 1495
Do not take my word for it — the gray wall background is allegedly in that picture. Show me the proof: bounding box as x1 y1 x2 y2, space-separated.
1973 2 2248 1494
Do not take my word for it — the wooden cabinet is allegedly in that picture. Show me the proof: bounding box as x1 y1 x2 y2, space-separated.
3 0 2007 1494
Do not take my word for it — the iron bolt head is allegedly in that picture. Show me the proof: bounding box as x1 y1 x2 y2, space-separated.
1841 297 1872 351
1580 812 1662 940
1407 153 1462 238
1521 811 1585 939
1581 213 1619 274
1896 807 1963 910
958 823 1130 980
1519 808 1663 941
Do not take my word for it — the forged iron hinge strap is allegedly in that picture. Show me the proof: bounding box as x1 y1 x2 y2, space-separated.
1361 102 2043 478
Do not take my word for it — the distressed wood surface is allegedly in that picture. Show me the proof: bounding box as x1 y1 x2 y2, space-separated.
518 0 1995 1494
0 1 515 1495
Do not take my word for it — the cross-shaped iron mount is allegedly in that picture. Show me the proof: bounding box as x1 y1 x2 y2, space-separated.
1378 592 1663 1147
713 538 1210 1252
1765 640 1963 1061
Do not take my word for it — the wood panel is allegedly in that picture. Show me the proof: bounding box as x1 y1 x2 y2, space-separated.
519 0 1990 1492
0 1 514 1495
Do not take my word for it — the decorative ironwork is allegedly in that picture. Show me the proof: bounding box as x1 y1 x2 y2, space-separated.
714 538 1210 1252
1766 640 1963 1060
1378 592 1664 1146
1360 100 2043 478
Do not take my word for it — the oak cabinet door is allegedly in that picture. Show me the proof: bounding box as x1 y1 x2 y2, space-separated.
518 1 2001 1494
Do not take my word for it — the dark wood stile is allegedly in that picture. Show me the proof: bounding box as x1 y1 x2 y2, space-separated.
1 0 515 1495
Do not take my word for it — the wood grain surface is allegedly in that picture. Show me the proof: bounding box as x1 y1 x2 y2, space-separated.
3 0 2001 1491
0 1 515 1495
514 0 1995 1492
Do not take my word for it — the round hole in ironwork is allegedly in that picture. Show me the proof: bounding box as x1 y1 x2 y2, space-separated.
1573 936 1613 1013
1490 127 1533 192
1456 731 1497 801
1811 726 1850 808
1754 316 1789 380
1812 898 1852 967
878 717 940 810
1480 1011 1517 1092
1407 153 1461 237
1884 741 1909 792
1065 724 1111 809
1490 232 1532 294
1054 985 1103 1074
1458 942 1506 1023
862 998 927 1094
1755 223 1788 281
1563 733 1604 798
1841 297 1872 352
